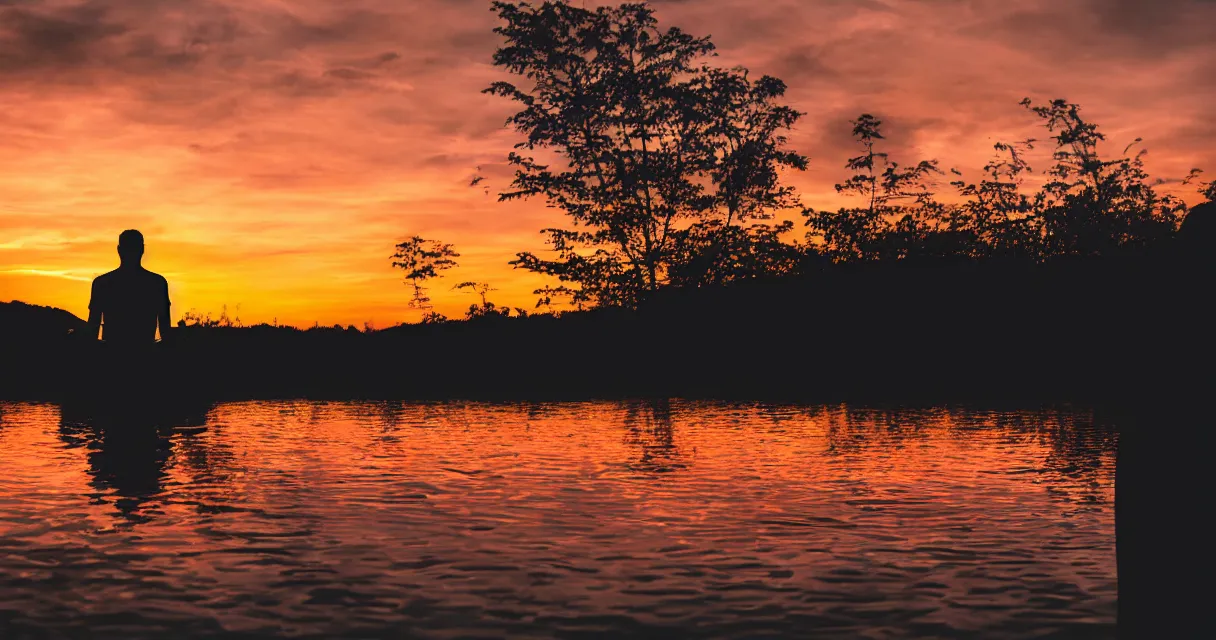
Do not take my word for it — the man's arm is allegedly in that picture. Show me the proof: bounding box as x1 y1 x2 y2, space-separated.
157 279 171 343
86 309 102 341
86 279 102 341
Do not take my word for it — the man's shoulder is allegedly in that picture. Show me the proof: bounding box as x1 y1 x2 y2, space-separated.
140 268 167 281
144 269 169 288
92 269 122 286
93 267 166 288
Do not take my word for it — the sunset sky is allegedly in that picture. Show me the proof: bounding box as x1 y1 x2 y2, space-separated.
2 0 1214 326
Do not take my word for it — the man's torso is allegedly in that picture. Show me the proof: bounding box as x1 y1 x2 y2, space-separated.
91 267 169 344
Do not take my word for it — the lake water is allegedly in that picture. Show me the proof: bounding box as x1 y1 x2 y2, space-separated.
0 401 1117 639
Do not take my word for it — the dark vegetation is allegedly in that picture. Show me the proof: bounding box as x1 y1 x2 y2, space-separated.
472 2 1209 308
0 301 86 340
2 0 1213 406
2 235 1211 406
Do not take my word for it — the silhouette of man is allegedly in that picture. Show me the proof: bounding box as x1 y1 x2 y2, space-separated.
87 230 171 346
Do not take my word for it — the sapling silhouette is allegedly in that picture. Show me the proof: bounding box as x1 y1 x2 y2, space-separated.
392 237 460 311
1022 98 1184 257
805 100 1194 265
178 305 243 328
453 281 510 320
803 114 944 262
948 140 1042 259
532 285 591 314
1183 168 1216 203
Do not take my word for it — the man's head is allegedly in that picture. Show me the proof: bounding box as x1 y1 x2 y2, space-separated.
118 229 144 264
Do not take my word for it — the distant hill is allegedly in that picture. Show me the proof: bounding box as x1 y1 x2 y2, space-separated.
0 300 87 341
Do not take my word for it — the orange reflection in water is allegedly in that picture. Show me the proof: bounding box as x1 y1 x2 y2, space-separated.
0 401 1116 638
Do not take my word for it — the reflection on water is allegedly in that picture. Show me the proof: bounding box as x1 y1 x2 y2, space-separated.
0 401 1116 639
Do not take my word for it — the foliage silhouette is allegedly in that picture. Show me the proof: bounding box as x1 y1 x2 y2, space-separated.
1023 98 1184 258
453 281 513 320
453 281 497 307
392 236 460 311
178 305 242 329
803 113 945 263
531 284 592 313
805 99 1190 265
1183 168 1216 202
486 1 807 308
487 1 1201 310
420 311 449 324
946 139 1041 259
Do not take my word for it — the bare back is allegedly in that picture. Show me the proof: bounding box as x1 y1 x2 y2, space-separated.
89 267 171 345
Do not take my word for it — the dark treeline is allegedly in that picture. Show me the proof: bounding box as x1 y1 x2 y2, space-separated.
2 241 1211 406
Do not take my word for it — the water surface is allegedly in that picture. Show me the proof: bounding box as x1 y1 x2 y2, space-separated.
0 401 1116 639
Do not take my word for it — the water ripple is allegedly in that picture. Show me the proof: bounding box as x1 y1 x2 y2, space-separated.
0 400 1116 638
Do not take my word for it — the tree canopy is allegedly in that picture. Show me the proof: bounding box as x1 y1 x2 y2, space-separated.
804 99 1190 264
486 0 809 308
392 1 1210 322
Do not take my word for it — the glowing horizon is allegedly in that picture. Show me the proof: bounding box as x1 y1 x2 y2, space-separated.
2 0 1214 327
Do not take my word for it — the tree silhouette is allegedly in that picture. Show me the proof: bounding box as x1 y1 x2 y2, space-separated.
531 284 592 313
485 1 807 308
805 100 1192 264
178 305 243 328
420 311 449 324
1022 98 1184 257
673 68 809 285
1183 168 1216 203
948 139 1043 259
668 219 808 285
391 237 460 310
803 114 944 262
453 281 510 320
453 281 497 307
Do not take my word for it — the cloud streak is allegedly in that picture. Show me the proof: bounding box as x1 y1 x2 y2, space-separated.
0 268 93 282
